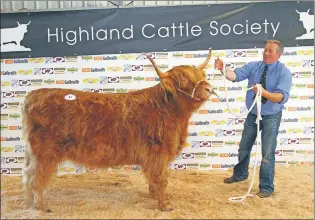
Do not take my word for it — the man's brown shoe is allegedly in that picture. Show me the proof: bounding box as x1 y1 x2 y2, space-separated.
257 191 272 198
223 177 247 184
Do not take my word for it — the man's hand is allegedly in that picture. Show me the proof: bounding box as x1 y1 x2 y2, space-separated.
252 84 284 103
252 84 266 94
214 58 224 71
214 57 237 81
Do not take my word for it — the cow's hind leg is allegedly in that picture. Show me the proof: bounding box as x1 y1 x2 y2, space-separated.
28 155 58 212
22 145 35 206
143 160 172 211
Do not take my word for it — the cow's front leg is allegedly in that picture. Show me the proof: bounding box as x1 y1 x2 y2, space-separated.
149 183 157 199
176 130 188 155
143 161 172 211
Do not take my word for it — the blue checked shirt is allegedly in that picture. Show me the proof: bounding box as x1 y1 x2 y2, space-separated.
233 60 292 115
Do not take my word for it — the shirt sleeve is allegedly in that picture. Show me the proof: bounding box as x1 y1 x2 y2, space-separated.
233 62 256 82
274 67 292 104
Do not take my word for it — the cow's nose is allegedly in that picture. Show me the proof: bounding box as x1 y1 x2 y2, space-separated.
205 87 212 93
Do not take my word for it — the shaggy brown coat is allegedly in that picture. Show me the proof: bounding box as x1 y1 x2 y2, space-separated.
22 49 214 212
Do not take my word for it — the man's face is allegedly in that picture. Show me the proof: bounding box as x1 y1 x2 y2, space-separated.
263 42 282 64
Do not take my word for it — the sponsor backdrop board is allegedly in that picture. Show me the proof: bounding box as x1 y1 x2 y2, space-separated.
0 1 314 58
1 2 314 175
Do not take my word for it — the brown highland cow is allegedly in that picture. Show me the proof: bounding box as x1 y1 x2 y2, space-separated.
22 49 214 212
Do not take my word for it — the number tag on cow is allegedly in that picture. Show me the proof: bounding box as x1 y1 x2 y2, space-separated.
64 94 76 100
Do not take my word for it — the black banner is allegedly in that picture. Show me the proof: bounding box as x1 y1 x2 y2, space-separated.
0 1 314 58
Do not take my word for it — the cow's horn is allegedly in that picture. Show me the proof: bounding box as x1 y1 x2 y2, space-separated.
295 9 300 14
197 48 212 69
144 53 169 78
27 21 31 25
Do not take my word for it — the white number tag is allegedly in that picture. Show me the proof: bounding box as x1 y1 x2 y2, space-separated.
65 94 76 100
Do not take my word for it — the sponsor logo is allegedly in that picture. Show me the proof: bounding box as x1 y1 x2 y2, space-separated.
287 106 312 111
299 117 313 122
199 163 211 169
297 49 314 55
99 76 108 84
44 79 55 84
118 54 134 60
283 51 298 56
1 81 11 86
209 120 226 125
1 114 9 120
246 50 259 57
14 91 27 97
174 164 187 170
66 56 78 62
123 64 132 72
287 128 303 134
303 126 314 134
34 68 53 75
31 79 44 86
54 67 66 74
1 71 17 75
28 58 45 63
172 53 183 58
82 78 99 84
1 137 21 142
224 141 237 146
67 67 78 73
133 76 145 81
198 131 214 136
198 109 223 114
81 56 93 61
82 68 105 72
227 118 246 125
108 76 120 83
2 91 15 98
94 55 118 60
189 121 210 125
116 88 128 93
53 56 65 62
132 65 144 71
106 66 122 72
281 118 298 123
102 88 115 93
9 113 20 119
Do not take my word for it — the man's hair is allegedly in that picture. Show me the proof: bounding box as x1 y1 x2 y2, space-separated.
266 39 284 54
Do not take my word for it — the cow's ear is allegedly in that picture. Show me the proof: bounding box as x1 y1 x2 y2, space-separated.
162 78 176 93
161 77 177 98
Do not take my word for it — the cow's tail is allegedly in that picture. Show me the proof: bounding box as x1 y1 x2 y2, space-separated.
21 96 35 205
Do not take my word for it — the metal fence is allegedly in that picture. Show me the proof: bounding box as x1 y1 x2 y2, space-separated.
1 0 301 12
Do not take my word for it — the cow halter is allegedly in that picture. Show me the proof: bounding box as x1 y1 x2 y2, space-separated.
176 80 204 101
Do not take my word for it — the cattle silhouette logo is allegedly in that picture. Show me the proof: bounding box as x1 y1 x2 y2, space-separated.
0 21 31 52
295 9 314 40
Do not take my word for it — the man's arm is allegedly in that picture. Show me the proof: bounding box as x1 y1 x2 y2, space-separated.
253 68 292 103
262 89 284 103
215 58 255 82
220 69 236 81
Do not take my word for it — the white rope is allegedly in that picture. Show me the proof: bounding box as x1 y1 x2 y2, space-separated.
211 60 263 203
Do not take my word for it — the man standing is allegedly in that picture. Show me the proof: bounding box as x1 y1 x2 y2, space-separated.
214 40 292 198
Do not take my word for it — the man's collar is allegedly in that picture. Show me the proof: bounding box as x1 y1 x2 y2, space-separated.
264 60 278 70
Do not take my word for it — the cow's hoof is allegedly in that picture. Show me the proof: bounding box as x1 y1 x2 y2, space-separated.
41 208 52 213
24 199 33 207
149 193 157 199
160 204 173 212
34 205 52 213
